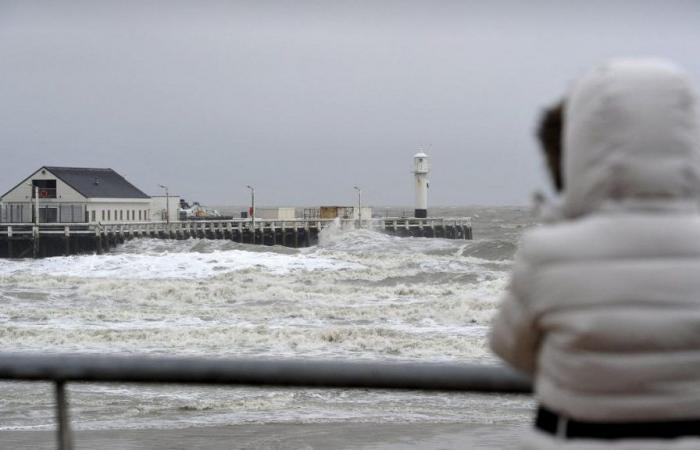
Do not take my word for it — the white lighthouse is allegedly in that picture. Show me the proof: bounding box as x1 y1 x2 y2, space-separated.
413 152 430 218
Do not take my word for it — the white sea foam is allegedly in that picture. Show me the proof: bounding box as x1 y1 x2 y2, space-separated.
0 246 359 280
0 213 527 430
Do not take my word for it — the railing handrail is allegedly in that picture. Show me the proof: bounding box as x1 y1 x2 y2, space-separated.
0 217 472 227
0 353 529 450
0 353 530 392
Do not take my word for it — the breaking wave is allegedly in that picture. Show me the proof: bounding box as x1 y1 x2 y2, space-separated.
0 209 532 430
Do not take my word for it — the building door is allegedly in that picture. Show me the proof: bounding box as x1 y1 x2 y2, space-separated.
38 206 58 223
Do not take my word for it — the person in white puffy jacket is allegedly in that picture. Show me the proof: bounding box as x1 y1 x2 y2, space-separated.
490 58 700 449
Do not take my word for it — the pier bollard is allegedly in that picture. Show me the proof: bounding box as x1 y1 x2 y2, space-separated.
32 226 40 258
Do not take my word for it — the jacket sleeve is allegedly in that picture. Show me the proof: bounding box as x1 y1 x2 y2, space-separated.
489 254 541 375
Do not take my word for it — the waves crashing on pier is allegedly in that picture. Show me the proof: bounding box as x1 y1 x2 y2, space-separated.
0 206 535 431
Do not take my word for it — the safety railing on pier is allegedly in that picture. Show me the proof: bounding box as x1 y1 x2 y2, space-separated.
0 353 530 450
0 217 472 257
0 217 472 234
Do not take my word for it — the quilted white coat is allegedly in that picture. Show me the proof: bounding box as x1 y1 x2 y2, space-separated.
490 59 700 447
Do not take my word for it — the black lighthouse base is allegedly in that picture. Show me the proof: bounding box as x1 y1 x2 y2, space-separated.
414 209 427 218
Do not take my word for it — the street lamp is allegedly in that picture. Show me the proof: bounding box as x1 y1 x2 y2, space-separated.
158 184 170 224
246 185 255 232
353 185 362 227
26 182 39 226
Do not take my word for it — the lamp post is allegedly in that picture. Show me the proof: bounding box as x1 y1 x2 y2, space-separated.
26 182 39 225
246 185 255 240
158 184 170 224
353 186 362 227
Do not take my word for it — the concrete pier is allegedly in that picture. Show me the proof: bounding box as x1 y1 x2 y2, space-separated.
0 217 472 258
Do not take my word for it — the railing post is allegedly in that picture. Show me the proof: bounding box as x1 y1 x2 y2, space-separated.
64 226 70 256
32 225 40 258
55 381 73 450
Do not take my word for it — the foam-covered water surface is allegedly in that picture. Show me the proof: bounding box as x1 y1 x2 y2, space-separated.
0 206 537 431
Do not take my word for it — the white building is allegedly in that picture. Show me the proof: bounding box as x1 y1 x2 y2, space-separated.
318 206 372 220
149 195 181 222
0 166 152 224
254 207 297 220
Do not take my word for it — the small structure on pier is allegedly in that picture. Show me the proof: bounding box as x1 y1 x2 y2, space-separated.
413 152 430 218
313 206 373 220
0 166 152 224
150 195 181 222
252 208 297 220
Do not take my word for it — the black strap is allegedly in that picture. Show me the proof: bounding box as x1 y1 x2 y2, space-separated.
536 406 700 440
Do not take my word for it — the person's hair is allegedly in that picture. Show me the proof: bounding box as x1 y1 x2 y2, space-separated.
536 100 565 192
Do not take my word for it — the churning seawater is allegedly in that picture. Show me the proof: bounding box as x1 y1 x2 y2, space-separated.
0 206 536 433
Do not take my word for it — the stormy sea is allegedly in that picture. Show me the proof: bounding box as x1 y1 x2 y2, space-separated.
0 206 537 449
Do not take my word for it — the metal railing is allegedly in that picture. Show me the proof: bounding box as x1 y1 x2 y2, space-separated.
0 217 472 237
0 353 531 450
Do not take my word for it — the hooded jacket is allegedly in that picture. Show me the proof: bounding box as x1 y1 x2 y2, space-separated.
490 58 700 423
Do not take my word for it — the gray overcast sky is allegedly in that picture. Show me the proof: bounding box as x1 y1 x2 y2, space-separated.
1 1 699 207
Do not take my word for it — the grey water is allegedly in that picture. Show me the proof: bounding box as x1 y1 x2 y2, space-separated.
0 206 536 447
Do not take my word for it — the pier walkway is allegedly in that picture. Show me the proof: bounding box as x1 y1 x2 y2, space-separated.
0 217 472 258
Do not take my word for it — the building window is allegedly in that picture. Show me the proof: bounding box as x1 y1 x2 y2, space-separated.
120 210 123 221
102 210 105 221
138 210 142 221
108 210 111 221
10 204 23 223
91 210 96 222
32 180 57 199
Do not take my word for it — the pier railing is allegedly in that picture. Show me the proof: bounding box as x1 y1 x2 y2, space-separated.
0 217 471 233
0 217 473 257
0 353 530 450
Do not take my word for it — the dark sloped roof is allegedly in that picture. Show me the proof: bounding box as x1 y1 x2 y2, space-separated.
44 167 150 199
